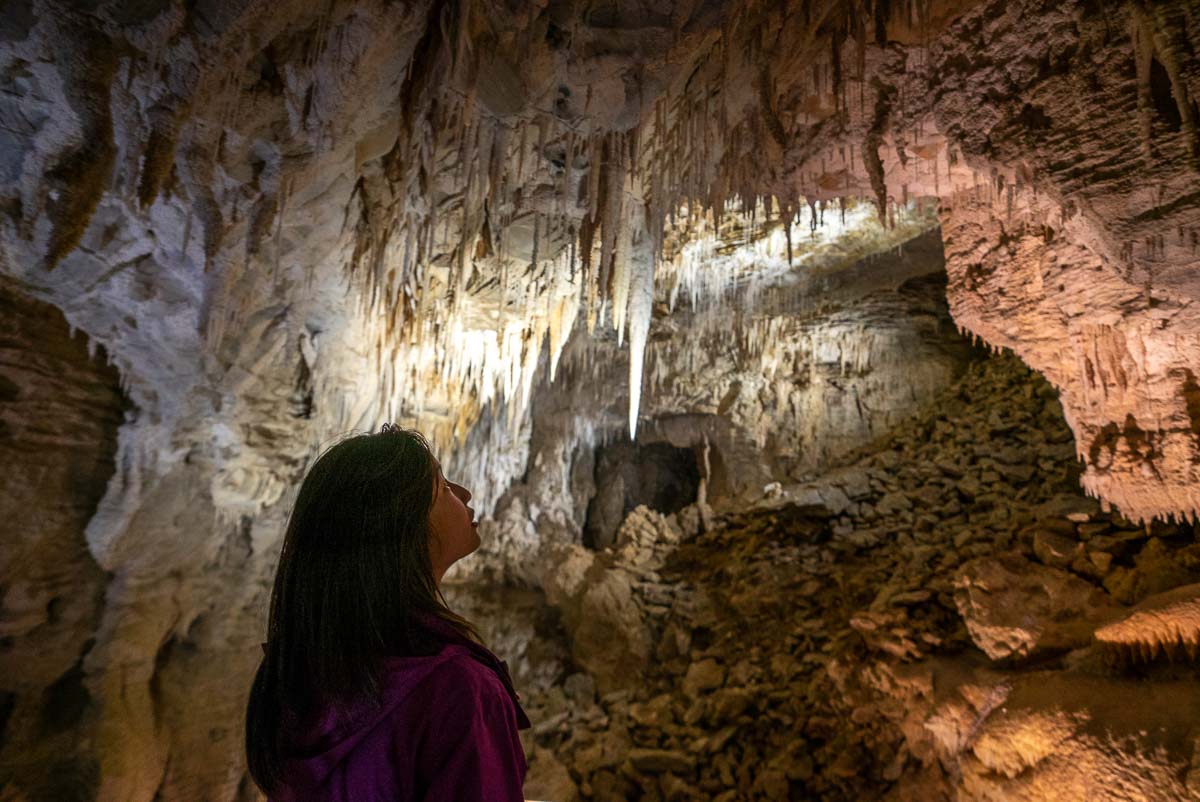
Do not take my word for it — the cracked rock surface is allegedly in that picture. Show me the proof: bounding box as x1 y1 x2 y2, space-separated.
1 1 1199 799
507 353 1200 802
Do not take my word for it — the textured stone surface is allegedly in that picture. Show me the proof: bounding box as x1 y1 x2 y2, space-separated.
954 552 1121 661
927 671 1200 802
1094 582 1200 665
0 278 122 800
1 1 1199 799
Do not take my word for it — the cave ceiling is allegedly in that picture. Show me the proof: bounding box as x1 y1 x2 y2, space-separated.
1 0 1199 534
3 3 1200 799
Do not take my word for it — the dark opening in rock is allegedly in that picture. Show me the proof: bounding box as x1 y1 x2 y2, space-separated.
583 441 700 550
1150 57 1183 133
39 659 90 737
0 689 14 744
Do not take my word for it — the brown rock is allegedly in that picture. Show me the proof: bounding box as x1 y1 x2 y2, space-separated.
707 688 753 723
570 568 652 693
1032 529 1081 569
524 747 580 802
629 748 695 774
1104 538 1200 605
955 552 1122 661
682 658 725 696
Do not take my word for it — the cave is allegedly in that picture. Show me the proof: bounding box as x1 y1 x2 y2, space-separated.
3 1 1200 801
584 441 702 550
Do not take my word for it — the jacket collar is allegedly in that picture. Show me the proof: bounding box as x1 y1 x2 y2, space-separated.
416 612 532 729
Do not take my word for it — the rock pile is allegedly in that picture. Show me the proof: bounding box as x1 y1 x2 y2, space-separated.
513 352 1200 801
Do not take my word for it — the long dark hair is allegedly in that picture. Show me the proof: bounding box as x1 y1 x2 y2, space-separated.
245 426 477 794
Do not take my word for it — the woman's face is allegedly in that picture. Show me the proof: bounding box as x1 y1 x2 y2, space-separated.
426 459 480 581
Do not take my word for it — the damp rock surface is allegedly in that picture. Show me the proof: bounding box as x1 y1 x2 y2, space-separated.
0 278 123 800
507 353 1200 801
0 1 1199 799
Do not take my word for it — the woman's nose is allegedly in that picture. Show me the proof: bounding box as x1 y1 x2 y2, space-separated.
452 482 472 503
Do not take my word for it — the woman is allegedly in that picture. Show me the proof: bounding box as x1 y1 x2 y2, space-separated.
245 425 530 801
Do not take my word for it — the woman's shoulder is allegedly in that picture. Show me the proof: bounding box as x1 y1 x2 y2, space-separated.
382 644 506 701
381 643 532 735
418 645 510 700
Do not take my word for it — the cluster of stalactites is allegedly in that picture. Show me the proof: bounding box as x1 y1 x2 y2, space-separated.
1095 583 1200 668
339 101 671 442
335 0 957 445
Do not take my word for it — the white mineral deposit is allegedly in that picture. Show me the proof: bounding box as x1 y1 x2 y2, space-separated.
1 1 1198 799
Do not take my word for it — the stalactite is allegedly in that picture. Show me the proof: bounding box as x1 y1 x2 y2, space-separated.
626 234 654 438
611 214 633 346
515 119 529 183
1144 4 1200 163
598 133 625 315
529 213 541 275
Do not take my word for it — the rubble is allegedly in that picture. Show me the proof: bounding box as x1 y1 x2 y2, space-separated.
2 1 1199 798
505 353 1200 801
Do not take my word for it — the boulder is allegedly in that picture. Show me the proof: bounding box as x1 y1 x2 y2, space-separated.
1032 530 1081 569
682 658 726 696
571 569 651 693
954 552 1121 661
562 672 596 707
524 747 580 802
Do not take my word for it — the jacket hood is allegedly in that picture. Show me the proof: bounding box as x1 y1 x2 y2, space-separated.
275 615 530 791
279 645 466 790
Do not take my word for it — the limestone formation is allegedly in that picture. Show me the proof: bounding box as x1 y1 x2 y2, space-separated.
1095 581 1200 665
954 552 1122 661
2 1 1199 800
504 353 1200 801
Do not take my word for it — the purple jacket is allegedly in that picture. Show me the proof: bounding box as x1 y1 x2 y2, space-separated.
272 621 531 802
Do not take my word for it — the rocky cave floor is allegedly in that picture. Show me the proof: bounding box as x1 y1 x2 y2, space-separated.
459 352 1200 802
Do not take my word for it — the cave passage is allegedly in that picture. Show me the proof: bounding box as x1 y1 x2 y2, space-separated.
583 441 702 550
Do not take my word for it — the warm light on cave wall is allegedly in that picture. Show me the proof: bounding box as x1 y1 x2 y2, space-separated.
360 196 940 467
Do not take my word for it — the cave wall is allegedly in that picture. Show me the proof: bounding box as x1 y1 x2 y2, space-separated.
0 278 122 800
942 191 1200 525
702 0 1200 523
0 1 1198 799
928 4 1200 524
466 228 984 687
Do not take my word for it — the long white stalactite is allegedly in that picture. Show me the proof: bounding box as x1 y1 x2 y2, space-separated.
626 230 654 438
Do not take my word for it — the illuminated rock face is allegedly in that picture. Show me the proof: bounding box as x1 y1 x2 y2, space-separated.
1 0 1194 528
0 0 1199 799
926 0 1200 525
1094 582 1200 664
926 670 1200 802
942 197 1200 525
